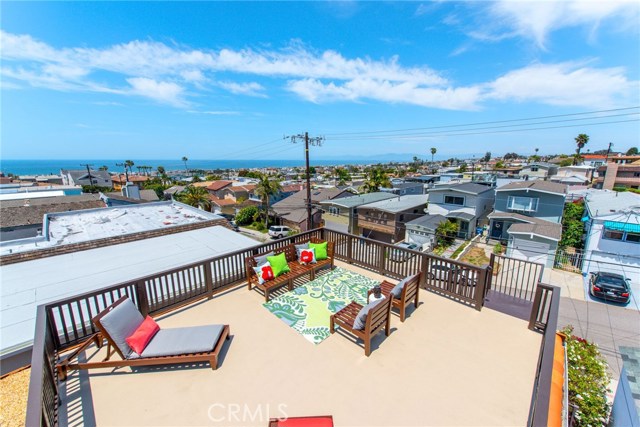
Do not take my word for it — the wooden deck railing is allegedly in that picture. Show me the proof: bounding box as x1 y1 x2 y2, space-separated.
25 227 523 426
526 283 562 427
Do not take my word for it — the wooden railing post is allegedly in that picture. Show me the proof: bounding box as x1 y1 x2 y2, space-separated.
420 254 429 289
346 234 353 263
474 267 487 311
135 281 149 317
204 262 214 298
378 242 385 274
529 286 544 331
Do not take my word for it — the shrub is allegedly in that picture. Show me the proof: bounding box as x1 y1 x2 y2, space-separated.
253 221 266 232
493 243 503 254
235 206 259 225
561 326 611 426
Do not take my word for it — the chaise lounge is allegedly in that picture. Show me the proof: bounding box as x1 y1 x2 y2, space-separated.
56 296 230 380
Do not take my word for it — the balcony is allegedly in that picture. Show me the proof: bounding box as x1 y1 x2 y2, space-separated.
25 229 560 427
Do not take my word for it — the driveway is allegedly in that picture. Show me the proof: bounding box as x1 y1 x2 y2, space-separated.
238 227 270 243
581 275 640 312
558 296 640 379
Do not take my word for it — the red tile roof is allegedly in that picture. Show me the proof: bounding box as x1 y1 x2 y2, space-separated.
206 180 234 191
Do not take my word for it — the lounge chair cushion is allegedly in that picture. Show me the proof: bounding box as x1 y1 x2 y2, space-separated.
353 299 383 330
133 325 225 359
99 298 145 358
391 273 418 299
255 251 275 266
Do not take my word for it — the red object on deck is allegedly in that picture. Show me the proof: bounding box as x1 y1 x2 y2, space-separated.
269 416 334 427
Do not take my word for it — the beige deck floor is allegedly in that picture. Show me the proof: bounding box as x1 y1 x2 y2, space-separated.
58 262 541 427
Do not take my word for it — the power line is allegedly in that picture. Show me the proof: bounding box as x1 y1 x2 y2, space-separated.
323 106 640 137
326 112 639 140
327 118 640 141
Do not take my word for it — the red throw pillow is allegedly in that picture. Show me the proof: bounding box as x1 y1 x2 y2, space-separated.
125 316 160 354
300 250 314 264
261 265 275 281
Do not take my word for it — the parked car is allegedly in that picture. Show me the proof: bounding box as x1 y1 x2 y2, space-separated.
589 272 631 304
426 262 477 287
268 225 291 239
389 242 420 262
229 220 239 232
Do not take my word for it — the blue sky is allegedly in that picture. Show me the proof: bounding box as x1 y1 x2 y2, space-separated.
1 1 639 161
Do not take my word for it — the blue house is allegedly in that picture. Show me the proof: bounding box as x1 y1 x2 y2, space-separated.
488 181 567 267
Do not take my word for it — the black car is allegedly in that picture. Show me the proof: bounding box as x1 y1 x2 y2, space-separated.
589 272 631 304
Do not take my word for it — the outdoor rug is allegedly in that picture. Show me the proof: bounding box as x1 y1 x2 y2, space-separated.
263 267 380 344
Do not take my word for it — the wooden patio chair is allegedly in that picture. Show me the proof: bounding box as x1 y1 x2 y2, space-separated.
329 296 393 356
368 273 421 322
56 296 230 380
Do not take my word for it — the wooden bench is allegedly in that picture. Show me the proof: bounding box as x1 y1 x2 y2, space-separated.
329 296 393 356
368 273 421 322
245 238 335 302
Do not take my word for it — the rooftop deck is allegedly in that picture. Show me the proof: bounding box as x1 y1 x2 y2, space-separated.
58 261 541 427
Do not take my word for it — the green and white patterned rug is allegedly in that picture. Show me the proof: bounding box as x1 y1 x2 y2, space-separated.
263 267 380 344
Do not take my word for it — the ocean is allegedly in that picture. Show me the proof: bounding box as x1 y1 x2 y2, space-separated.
0 159 373 176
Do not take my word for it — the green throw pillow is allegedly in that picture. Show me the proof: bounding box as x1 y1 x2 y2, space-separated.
267 253 290 277
309 242 328 260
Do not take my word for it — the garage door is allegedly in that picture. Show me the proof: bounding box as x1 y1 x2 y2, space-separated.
510 238 549 265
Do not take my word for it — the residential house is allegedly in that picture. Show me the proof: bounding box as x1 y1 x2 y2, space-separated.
582 190 640 276
581 154 607 167
101 184 160 206
595 160 640 190
0 194 105 242
205 180 234 198
320 192 396 234
488 181 567 267
425 183 495 239
60 169 112 188
520 162 558 180
550 165 595 187
110 174 149 191
492 166 523 177
379 181 424 196
405 213 447 250
17 175 64 185
358 194 429 243
272 187 351 231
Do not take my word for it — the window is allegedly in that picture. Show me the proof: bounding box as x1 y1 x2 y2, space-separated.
444 195 465 206
603 229 623 240
507 196 539 212
530 166 539 172
625 232 640 243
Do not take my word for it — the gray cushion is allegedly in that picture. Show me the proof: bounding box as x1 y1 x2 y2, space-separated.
295 243 309 251
99 298 144 358
255 251 274 266
391 273 417 299
135 325 225 358
352 299 384 330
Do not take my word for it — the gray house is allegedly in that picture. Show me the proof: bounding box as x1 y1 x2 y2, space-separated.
425 183 495 239
404 214 446 250
379 181 424 196
520 163 558 180
60 169 112 188
488 181 567 267
320 192 396 235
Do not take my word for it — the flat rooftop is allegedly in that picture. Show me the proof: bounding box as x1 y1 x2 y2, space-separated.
58 261 541 427
0 201 222 255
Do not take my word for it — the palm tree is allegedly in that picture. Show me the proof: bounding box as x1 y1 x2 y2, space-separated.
574 134 589 165
176 186 211 211
254 174 282 227
430 147 437 163
412 156 419 167
182 156 189 175
361 168 391 193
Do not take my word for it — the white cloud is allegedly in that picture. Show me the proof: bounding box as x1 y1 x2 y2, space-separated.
485 62 638 107
477 0 639 48
218 81 266 97
187 110 241 116
126 77 186 107
287 78 483 110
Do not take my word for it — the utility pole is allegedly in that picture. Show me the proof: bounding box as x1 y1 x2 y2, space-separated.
285 132 324 230
80 163 94 186
605 142 613 162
